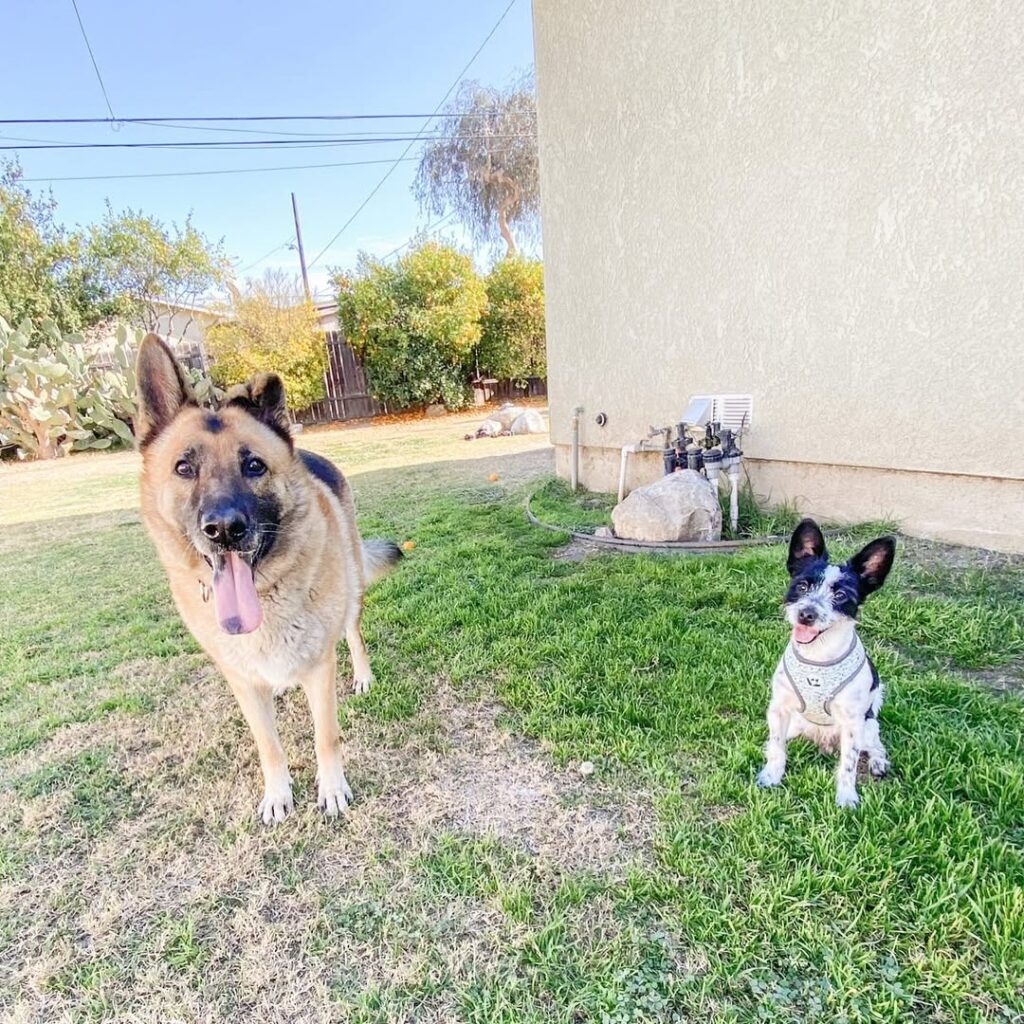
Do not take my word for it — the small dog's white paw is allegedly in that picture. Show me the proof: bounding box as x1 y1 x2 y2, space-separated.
258 784 294 826
757 765 784 788
317 771 354 817
868 754 890 779
352 674 374 695
835 788 860 809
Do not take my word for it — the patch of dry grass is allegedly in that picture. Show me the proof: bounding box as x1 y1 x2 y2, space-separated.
2 666 650 1023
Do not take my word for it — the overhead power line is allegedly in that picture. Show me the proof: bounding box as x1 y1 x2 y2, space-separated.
68 0 116 120
380 213 459 261
237 241 293 275
128 120 462 139
0 132 534 152
306 0 520 270
20 155 422 183
0 112 529 126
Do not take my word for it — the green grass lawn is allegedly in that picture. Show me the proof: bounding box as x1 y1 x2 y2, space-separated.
1 418 1022 1023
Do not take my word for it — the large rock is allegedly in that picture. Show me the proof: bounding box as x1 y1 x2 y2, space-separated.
509 410 545 435
612 470 722 543
492 402 525 430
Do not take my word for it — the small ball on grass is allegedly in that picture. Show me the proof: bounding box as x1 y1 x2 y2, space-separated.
488 473 499 482
402 540 416 552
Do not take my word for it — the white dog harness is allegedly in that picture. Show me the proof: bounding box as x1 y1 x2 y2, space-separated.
782 635 867 726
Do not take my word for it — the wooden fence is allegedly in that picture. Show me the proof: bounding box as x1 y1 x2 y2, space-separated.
490 377 547 401
121 331 544 425
302 333 546 424
302 332 385 424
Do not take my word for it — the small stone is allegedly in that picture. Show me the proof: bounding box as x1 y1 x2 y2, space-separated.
578 760 596 777
594 526 613 538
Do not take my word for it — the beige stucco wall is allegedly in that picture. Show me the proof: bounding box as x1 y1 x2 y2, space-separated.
533 1 1024 550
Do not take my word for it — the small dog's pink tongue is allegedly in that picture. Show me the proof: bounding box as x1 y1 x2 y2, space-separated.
211 553 262 634
793 624 820 645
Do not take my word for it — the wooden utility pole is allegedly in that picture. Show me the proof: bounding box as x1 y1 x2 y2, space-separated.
291 192 311 301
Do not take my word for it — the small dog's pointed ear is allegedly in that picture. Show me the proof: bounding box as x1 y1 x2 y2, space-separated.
787 518 827 576
226 373 292 443
135 334 194 446
849 537 896 597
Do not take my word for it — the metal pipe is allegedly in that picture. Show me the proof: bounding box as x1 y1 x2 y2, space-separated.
570 406 583 491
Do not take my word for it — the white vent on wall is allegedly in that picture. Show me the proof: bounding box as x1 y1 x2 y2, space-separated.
690 394 754 435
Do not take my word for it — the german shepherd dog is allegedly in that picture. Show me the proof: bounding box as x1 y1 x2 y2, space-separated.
135 335 401 824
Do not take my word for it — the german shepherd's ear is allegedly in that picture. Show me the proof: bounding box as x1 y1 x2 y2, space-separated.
135 334 194 447
225 373 292 445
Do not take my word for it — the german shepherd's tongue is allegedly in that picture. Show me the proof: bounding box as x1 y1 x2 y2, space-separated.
212 553 263 634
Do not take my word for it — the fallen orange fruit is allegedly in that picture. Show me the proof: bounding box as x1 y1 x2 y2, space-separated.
402 540 416 551
488 473 499 482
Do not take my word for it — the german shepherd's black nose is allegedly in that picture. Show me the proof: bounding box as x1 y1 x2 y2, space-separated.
200 501 252 547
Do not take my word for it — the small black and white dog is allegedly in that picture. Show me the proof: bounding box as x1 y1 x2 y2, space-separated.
757 519 896 808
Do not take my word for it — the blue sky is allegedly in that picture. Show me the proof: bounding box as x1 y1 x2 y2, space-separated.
1 0 536 297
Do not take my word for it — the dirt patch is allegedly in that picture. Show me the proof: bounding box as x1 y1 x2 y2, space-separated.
373 691 652 873
0 670 650 1023
953 664 1024 696
549 536 605 562
705 804 745 824
898 535 1024 574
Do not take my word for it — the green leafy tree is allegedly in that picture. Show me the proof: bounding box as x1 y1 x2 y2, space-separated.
477 256 545 383
87 203 229 331
414 76 539 256
336 242 486 411
206 270 326 411
0 160 99 332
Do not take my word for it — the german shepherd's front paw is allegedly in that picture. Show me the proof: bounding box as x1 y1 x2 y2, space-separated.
257 784 295 826
318 770 354 817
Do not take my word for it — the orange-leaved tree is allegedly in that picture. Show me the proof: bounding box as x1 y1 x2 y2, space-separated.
206 270 326 412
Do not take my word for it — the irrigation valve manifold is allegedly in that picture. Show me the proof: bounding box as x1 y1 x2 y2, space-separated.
659 421 744 533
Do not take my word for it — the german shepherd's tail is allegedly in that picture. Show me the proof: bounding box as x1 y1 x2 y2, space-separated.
362 539 403 585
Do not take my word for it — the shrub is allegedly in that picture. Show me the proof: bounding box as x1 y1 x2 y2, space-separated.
206 271 326 411
0 318 135 458
0 318 221 459
336 242 487 411
477 256 545 383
